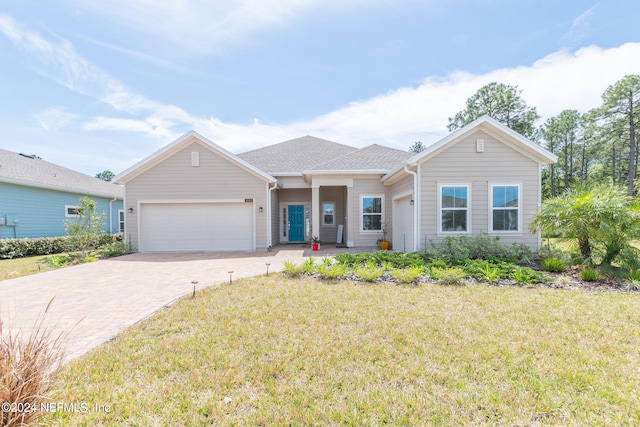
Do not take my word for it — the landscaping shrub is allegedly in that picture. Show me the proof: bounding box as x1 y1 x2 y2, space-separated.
302 258 316 274
427 259 450 270
430 267 466 285
282 260 304 276
355 265 385 282
462 259 514 280
580 267 598 282
624 279 640 292
422 233 535 264
334 251 425 269
315 264 348 280
476 263 500 285
511 267 549 285
542 257 566 273
98 240 131 258
390 266 425 283
0 234 121 259
42 253 78 268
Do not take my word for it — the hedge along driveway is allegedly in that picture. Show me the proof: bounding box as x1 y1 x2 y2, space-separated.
0 249 305 362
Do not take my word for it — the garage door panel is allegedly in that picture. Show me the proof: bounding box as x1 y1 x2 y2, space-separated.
140 202 254 252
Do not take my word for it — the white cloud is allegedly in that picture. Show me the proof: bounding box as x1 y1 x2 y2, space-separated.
561 5 597 48
71 0 320 55
3 12 639 157
36 107 79 131
74 42 640 154
70 0 420 55
201 42 640 152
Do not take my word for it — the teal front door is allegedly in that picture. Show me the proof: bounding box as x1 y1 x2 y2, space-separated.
288 205 305 242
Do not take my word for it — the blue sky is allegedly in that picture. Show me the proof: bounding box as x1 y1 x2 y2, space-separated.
0 0 638 176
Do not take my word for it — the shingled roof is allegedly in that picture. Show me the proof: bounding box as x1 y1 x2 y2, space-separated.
309 144 413 172
237 135 358 174
0 148 124 198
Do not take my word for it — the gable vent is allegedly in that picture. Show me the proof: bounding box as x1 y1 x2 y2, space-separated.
476 139 485 153
191 151 200 167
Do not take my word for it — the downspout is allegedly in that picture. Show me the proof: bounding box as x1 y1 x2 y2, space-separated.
404 166 418 252
109 197 117 234
267 182 278 248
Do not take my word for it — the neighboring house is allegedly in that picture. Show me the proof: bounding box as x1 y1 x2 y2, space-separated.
0 149 124 239
114 116 557 253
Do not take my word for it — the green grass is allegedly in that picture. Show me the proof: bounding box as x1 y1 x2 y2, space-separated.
45 275 640 426
0 255 55 280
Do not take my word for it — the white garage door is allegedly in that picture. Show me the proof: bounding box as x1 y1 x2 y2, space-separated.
140 202 254 252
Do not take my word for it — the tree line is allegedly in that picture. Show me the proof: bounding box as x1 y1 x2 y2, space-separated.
443 76 640 198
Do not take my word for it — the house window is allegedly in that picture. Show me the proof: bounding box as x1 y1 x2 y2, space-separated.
322 202 335 226
440 185 469 232
491 185 520 232
119 210 125 233
361 196 383 231
65 205 80 218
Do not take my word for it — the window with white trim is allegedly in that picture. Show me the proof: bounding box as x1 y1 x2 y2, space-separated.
491 185 520 232
361 196 383 231
65 205 80 218
322 202 335 226
440 185 469 232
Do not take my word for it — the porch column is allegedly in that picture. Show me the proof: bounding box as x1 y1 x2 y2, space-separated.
346 185 354 247
312 185 320 241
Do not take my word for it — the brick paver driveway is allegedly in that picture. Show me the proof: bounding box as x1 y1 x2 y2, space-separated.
0 248 306 362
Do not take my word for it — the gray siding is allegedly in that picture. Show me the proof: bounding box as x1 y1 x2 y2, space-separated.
390 175 414 198
318 186 345 243
278 189 311 204
270 189 279 246
125 141 268 250
418 130 540 249
350 178 391 247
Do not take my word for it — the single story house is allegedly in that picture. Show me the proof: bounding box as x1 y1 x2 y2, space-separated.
114 116 557 253
0 149 124 239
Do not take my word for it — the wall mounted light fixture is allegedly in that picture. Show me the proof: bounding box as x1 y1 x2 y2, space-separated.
410 200 414 206
259 206 263 212
128 207 134 213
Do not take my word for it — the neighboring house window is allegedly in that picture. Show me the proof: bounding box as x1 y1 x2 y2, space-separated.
322 202 335 226
65 205 80 218
491 184 520 232
361 196 383 231
119 210 125 233
440 185 469 233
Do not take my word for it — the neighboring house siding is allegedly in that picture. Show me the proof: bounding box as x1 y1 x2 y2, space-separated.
0 182 122 238
350 178 391 247
418 130 540 248
124 142 268 250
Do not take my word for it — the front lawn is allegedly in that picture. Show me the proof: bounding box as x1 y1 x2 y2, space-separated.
0 255 55 281
46 275 640 426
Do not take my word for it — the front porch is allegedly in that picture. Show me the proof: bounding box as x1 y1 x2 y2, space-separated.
275 184 352 246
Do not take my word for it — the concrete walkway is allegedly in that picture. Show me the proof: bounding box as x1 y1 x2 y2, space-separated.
0 248 306 362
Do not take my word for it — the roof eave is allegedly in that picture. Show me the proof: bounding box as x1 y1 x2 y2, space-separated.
407 115 557 165
0 176 124 199
303 169 390 175
269 172 304 177
114 131 276 184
